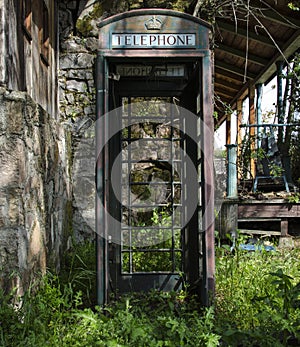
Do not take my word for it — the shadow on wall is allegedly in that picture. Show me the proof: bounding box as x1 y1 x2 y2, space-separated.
0 88 72 295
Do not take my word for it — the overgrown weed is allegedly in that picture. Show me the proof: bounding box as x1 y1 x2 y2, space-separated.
0 242 299 346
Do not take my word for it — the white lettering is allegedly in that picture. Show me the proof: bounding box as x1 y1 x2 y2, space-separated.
116 64 186 77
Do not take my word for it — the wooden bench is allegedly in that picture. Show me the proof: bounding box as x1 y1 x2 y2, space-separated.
237 217 289 237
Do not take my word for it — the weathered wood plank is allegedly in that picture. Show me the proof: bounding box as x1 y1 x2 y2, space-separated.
239 229 281 236
238 203 300 218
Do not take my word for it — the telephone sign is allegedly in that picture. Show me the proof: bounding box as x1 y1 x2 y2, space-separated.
112 33 196 48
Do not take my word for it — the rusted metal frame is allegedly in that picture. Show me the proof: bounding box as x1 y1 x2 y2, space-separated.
104 58 111 303
100 50 208 58
96 53 105 306
96 53 110 306
97 8 211 30
170 103 176 273
201 52 215 306
127 98 133 274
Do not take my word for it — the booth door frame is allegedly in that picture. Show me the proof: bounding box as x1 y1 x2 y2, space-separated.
96 54 214 306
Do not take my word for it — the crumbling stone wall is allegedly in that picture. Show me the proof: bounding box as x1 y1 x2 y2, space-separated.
58 0 99 241
58 36 98 241
0 88 71 294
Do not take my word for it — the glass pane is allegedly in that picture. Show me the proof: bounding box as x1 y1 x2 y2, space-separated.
132 251 173 272
121 252 130 273
122 228 180 248
130 98 171 118
121 251 182 273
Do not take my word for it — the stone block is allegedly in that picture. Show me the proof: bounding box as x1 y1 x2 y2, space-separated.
5 111 24 134
60 53 95 70
84 106 95 115
66 1 77 10
278 236 294 249
66 80 88 93
85 37 99 51
61 39 87 53
64 69 94 80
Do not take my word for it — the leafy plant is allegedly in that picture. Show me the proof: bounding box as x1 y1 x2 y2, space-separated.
1 244 300 346
287 192 300 203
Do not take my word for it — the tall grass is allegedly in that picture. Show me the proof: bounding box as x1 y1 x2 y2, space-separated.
0 243 299 346
215 245 300 346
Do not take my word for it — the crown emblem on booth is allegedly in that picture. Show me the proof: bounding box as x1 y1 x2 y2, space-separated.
145 16 163 30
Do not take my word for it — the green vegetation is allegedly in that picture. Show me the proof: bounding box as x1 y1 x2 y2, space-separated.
1 242 300 346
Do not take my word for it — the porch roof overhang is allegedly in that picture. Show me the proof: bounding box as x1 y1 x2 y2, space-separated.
211 0 300 126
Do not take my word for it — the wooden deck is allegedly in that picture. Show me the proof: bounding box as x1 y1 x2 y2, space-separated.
238 199 300 237
217 199 300 239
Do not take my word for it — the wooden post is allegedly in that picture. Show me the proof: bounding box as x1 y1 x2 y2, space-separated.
256 83 263 149
280 219 289 237
236 98 243 179
226 113 231 145
249 85 256 178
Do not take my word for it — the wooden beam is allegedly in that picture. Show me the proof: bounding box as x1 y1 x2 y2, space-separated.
257 29 300 84
239 229 281 236
249 1 300 28
215 60 256 79
217 20 283 47
214 80 240 93
215 94 232 107
216 43 269 66
215 89 236 101
215 76 241 92
215 67 245 83
226 29 300 109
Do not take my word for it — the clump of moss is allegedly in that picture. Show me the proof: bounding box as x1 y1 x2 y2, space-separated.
76 19 94 37
76 2 103 37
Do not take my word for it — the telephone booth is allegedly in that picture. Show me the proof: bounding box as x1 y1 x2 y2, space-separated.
96 9 215 306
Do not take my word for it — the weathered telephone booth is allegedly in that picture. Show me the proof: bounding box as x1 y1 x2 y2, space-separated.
96 9 215 306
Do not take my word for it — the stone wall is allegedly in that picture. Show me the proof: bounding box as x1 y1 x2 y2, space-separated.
58 36 98 241
0 88 71 294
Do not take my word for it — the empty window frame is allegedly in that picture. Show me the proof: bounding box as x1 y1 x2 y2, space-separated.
120 97 184 274
40 1 49 66
21 0 32 41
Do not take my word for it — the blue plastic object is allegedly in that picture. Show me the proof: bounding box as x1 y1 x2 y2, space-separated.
239 244 276 252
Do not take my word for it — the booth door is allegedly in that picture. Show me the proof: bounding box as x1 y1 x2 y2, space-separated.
106 65 203 296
